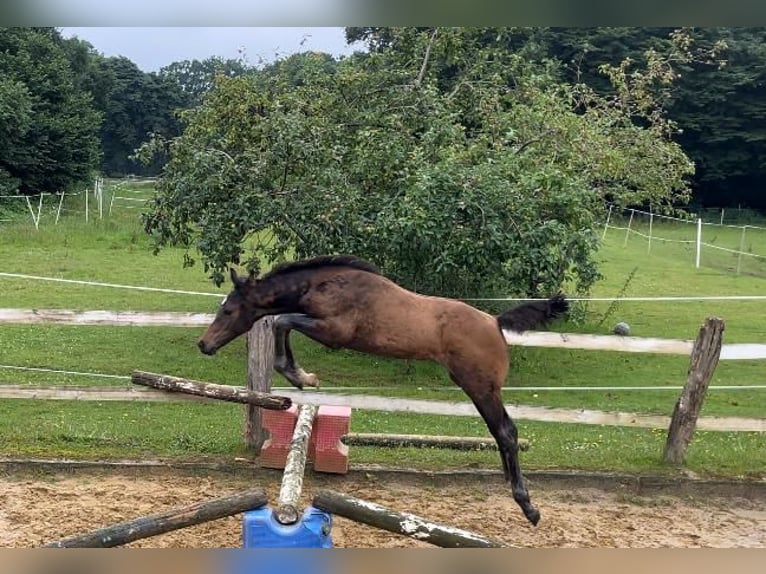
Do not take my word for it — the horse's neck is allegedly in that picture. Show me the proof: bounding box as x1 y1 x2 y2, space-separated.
254 274 308 311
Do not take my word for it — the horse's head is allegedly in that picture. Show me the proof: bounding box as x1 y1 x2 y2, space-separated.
198 267 262 355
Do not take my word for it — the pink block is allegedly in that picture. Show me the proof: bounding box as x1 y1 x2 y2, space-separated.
257 404 351 474
311 405 351 474
259 405 298 469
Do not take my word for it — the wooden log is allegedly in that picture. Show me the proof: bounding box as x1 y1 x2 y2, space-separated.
312 489 509 548
342 432 529 452
245 317 275 451
131 370 290 411
43 488 268 548
663 317 725 465
275 404 318 525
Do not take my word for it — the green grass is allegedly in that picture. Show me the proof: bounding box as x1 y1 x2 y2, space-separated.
0 186 764 478
0 400 761 479
606 211 766 278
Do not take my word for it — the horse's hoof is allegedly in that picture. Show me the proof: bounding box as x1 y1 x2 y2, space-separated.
525 508 541 526
297 369 320 389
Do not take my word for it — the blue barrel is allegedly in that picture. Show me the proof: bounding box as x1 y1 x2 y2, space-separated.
242 505 333 548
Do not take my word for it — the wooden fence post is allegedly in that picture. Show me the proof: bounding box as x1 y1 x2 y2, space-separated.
663 317 725 465
245 316 275 453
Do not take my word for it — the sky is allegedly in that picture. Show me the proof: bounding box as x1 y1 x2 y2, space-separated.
60 27 363 72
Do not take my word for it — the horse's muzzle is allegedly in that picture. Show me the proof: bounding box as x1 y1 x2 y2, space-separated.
197 339 216 355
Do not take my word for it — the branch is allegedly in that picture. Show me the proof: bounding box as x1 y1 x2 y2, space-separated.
279 144 292 195
414 28 439 87
200 148 240 173
513 128 557 155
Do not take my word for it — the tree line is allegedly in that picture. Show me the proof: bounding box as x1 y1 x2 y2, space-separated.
0 27 246 196
3 27 766 209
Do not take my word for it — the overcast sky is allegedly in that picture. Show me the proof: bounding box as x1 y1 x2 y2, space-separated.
60 27 362 72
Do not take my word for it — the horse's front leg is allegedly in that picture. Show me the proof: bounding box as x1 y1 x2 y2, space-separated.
273 314 320 390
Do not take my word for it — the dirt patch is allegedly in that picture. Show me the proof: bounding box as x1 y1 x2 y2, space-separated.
0 469 763 548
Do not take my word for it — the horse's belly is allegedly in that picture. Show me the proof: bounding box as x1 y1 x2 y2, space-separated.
346 327 439 361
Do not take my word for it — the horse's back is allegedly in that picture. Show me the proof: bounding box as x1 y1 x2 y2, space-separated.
300 267 505 366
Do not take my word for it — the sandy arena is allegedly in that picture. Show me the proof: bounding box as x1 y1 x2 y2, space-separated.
0 467 764 548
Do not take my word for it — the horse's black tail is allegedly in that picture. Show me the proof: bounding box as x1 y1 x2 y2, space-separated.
496 293 569 332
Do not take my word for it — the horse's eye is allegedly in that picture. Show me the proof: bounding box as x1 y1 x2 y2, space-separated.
222 308 233 316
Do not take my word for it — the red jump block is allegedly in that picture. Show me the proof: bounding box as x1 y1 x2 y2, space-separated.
311 405 351 474
260 405 299 470
260 404 351 474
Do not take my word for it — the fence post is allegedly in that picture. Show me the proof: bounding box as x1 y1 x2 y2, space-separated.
55 192 65 224
663 317 725 465
736 226 746 275
647 211 654 254
623 209 634 247
602 204 613 241
695 218 702 268
245 316 275 452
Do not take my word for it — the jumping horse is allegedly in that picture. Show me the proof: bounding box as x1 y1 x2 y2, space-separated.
198 255 568 525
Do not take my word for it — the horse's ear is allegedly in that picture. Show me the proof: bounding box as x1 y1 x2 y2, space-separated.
229 267 243 287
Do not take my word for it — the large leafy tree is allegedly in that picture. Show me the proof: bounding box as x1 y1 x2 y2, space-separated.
159 57 249 107
57 34 190 177
91 57 186 176
0 27 101 195
142 28 696 299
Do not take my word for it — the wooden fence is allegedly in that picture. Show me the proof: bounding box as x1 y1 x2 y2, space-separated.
1 309 764 461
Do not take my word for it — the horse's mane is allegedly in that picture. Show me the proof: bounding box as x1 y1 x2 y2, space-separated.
261 255 380 280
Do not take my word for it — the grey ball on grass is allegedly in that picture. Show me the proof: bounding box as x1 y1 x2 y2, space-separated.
613 322 631 336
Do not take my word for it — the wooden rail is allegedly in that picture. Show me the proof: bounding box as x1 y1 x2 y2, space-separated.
275 404 318 525
43 488 268 547
0 308 212 327
131 370 291 410
312 489 508 548
0 385 763 431
2 308 764 359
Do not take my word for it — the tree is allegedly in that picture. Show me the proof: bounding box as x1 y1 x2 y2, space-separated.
0 77 32 194
0 27 101 195
141 29 695 299
159 57 249 107
87 56 186 176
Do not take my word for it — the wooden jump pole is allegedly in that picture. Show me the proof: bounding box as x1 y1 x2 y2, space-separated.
663 317 725 465
43 488 268 548
131 370 291 411
342 432 529 452
312 490 509 548
275 403 318 525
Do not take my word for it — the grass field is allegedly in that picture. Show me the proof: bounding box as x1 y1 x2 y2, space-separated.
0 183 764 477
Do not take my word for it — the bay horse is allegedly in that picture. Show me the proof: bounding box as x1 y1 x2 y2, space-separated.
198 254 568 525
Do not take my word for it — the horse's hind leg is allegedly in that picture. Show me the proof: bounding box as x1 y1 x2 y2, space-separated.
273 314 320 389
451 372 540 525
